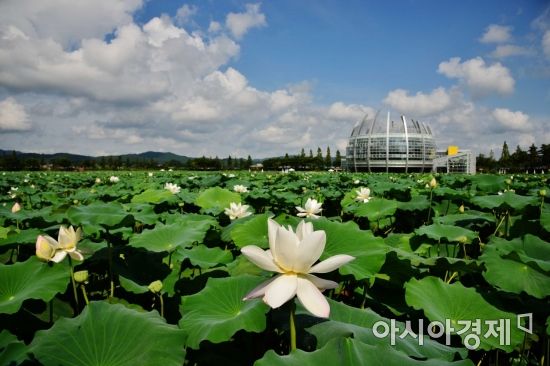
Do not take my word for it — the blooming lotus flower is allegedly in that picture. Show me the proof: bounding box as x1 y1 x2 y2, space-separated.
109 176 119 183
355 187 371 203
224 202 252 220
296 198 323 219
36 225 83 263
233 185 248 193
241 219 354 318
164 182 181 194
11 202 21 213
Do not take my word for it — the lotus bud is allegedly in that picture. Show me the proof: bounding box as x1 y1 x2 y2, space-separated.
505 179 512 185
73 270 89 283
458 204 465 213
429 177 437 189
540 189 547 197
11 202 21 213
148 280 163 293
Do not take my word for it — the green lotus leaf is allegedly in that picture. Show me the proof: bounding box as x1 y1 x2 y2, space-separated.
484 235 550 271
0 257 70 314
470 192 537 211
230 213 270 249
194 187 240 214
124 203 158 225
468 175 506 193
397 195 430 211
0 330 27 366
0 228 41 247
405 276 524 352
256 337 474 366
415 223 477 244
131 189 176 204
312 219 387 280
434 211 496 226
67 202 132 235
0 227 9 240
179 275 269 349
129 221 209 253
541 212 550 232
349 198 398 221
307 299 467 361
119 276 149 294
169 213 218 231
174 245 233 268
30 301 186 366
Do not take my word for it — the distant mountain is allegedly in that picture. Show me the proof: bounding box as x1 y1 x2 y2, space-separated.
0 149 191 164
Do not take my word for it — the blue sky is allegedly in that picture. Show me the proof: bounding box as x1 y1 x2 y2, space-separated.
0 0 549 158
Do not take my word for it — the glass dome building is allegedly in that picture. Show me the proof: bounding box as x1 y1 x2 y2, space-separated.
343 110 437 172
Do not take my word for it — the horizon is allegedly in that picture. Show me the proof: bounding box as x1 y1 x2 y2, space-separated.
0 1 549 159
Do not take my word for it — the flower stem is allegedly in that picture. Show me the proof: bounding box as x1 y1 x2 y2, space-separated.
81 285 89 306
289 302 297 353
158 293 164 318
68 257 80 312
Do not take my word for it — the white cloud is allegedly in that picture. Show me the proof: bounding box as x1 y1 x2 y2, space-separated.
480 24 512 43
209 21 222 33
327 102 374 121
225 3 267 39
0 97 32 131
492 108 530 131
175 4 197 25
491 44 531 58
543 30 550 59
383 87 452 117
438 57 515 96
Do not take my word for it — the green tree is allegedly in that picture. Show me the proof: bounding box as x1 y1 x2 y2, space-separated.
528 143 539 169
335 150 342 167
499 141 510 167
325 146 332 168
246 155 252 168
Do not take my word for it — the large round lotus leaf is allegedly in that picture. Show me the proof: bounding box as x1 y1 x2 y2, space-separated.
481 251 550 298
129 221 209 252
30 301 186 366
434 211 496 226
307 299 467 361
415 223 477 244
468 175 506 193
0 228 41 247
433 187 470 200
405 276 524 352
124 203 158 225
179 275 269 349
119 276 149 294
194 187 240 213
0 257 69 314
230 214 269 248
256 338 474 366
173 245 233 268
166 213 218 229
470 192 537 211
131 189 175 204
312 219 387 280
349 198 398 221
397 195 430 211
541 212 550 232
67 202 131 234
485 235 550 271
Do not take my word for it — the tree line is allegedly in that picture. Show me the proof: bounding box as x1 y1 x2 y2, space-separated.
476 141 550 173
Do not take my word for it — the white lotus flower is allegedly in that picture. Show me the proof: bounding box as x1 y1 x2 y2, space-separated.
296 198 323 219
355 187 371 203
233 185 249 193
353 179 360 185
164 182 181 194
241 219 354 318
109 176 119 183
224 202 252 220
148 172 154 177
11 202 21 213
95 177 101 184
36 225 83 263
429 177 437 189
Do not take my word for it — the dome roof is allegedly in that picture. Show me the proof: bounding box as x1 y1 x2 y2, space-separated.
350 109 433 138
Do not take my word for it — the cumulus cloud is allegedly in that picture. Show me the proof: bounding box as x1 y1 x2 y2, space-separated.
543 31 550 59
383 87 453 117
491 44 531 58
0 97 32 131
492 108 530 131
480 24 512 43
225 3 267 39
175 4 198 25
327 102 374 121
437 57 515 96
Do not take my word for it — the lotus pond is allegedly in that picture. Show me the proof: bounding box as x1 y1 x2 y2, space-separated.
1 171 550 365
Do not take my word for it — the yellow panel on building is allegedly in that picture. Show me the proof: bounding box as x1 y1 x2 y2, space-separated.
447 145 459 156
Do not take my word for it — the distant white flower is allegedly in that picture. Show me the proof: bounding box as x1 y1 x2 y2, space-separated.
353 179 360 185
355 187 371 203
164 182 181 194
109 176 119 183
233 185 248 193
11 202 21 213
228 174 236 178
168 168 173 172
296 198 323 219
160 169 165 172
95 177 101 184
24 179 29 183
241 219 354 318
148 172 153 177
328 169 334 172
224 202 252 220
